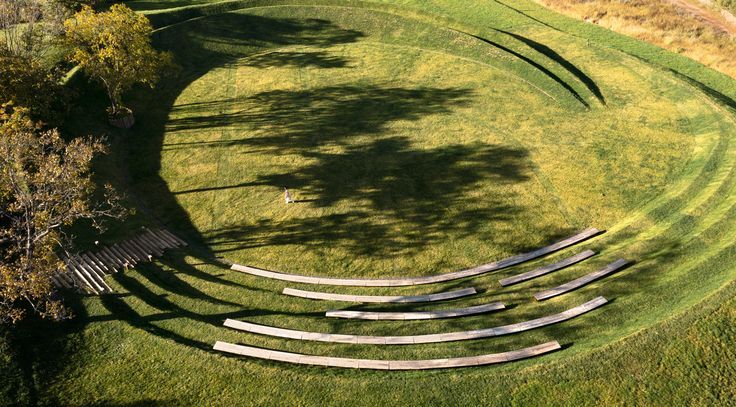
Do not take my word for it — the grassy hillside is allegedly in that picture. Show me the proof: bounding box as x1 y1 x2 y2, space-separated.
2 0 735 405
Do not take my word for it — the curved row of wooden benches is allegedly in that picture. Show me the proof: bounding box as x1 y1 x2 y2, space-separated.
281 258 628 305
213 226 630 370
231 227 602 286
326 301 506 320
213 340 562 370
223 296 607 345
282 287 478 303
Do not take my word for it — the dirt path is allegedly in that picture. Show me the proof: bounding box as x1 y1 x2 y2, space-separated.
667 0 736 36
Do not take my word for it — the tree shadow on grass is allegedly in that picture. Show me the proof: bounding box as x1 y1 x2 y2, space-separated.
243 50 352 69
196 136 529 257
57 10 579 357
162 85 474 148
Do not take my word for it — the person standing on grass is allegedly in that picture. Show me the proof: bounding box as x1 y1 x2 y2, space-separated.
284 187 294 204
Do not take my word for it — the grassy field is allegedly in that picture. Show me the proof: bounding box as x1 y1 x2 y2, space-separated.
2 0 736 405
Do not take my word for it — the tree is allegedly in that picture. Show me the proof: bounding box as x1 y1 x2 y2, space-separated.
64 4 173 119
0 48 67 124
0 104 123 324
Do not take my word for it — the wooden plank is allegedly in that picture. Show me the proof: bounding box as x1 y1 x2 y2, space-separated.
100 246 126 269
231 228 603 286
79 254 113 292
141 233 166 255
499 249 596 286
146 228 181 249
110 244 136 265
67 255 104 290
120 240 148 262
147 228 178 248
117 241 143 262
159 229 188 246
133 235 163 257
68 266 94 293
57 271 75 288
127 238 154 260
80 253 107 280
50 274 70 289
94 247 120 270
61 264 87 292
143 229 172 250
222 297 606 345
139 230 166 251
212 341 561 370
326 302 505 320
86 251 112 273
64 257 102 294
534 259 629 301
281 287 477 303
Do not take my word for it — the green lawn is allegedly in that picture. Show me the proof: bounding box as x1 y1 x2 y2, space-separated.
2 0 736 405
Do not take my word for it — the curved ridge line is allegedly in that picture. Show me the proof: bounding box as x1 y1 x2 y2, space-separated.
449 28 590 108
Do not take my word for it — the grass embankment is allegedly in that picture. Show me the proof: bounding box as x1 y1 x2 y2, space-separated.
1 0 735 405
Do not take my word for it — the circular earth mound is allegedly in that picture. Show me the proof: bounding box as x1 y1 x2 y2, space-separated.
48 1 736 404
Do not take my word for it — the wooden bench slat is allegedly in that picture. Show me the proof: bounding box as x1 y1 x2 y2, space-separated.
282 287 477 303
534 259 629 301
499 249 596 286
231 228 603 286
212 341 561 370
224 297 607 345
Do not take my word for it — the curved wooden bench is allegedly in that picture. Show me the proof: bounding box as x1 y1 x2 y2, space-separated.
282 287 477 303
534 259 629 301
231 228 602 286
212 340 561 370
499 250 596 287
326 301 505 320
223 297 607 344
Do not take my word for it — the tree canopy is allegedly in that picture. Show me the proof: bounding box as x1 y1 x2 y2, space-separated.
64 4 172 117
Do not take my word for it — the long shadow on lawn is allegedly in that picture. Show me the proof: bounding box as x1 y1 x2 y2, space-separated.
134 12 541 258
61 11 575 353
495 30 606 105
200 135 529 257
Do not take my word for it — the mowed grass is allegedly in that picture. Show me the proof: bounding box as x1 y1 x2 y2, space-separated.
2 1 736 405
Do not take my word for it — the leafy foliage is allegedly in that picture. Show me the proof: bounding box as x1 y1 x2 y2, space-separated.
64 4 173 117
0 104 123 323
0 49 67 125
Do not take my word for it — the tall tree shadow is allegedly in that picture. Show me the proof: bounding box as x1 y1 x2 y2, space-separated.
200 136 529 257
164 85 473 150
56 10 569 354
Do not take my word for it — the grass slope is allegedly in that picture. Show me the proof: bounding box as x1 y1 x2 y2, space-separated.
2 0 736 405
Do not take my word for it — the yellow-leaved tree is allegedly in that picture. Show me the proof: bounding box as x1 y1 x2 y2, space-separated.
0 104 125 323
64 4 173 127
